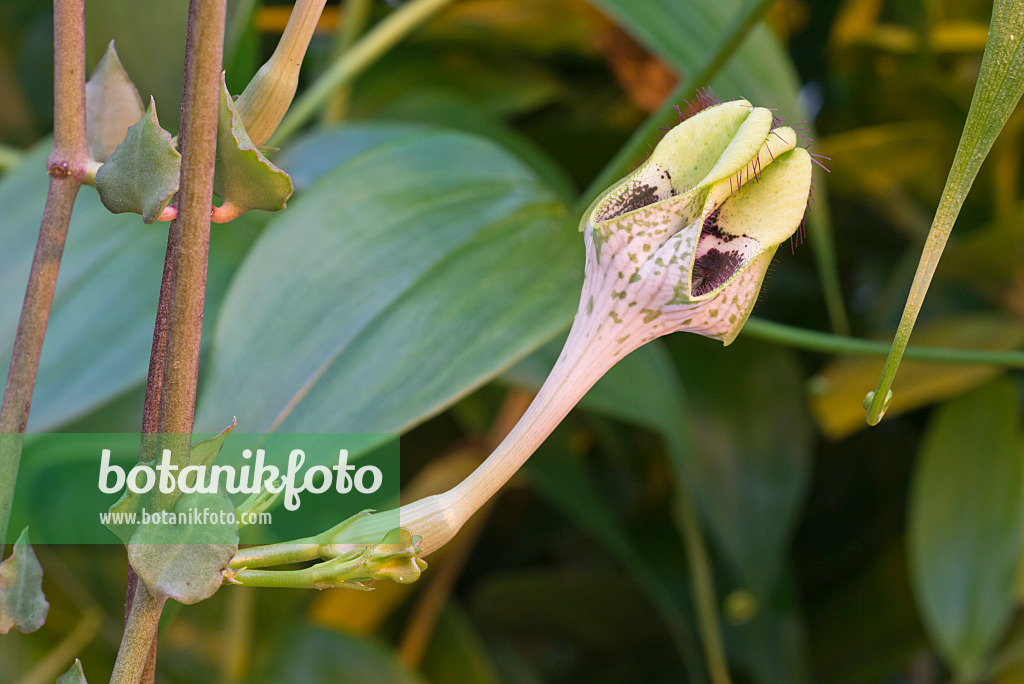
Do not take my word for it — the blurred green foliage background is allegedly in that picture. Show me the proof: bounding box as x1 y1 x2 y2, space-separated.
2 0 1024 682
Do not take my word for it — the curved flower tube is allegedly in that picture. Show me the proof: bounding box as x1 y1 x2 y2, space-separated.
231 98 814 574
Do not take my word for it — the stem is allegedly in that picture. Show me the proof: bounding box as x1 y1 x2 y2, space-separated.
151 0 228 507
115 1 227 679
269 0 457 146
322 0 374 122
234 0 328 146
675 489 731 684
0 0 88 556
742 317 1024 367
577 0 777 215
110 583 166 684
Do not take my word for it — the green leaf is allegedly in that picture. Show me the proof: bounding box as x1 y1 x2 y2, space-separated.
0 528 48 634
213 76 293 220
85 41 144 162
85 0 188 131
127 491 239 604
0 145 262 432
588 0 803 120
908 379 1024 676
525 432 701 673
94 98 180 223
669 336 812 598
867 0 1024 423
188 418 237 470
252 626 425 684
195 130 580 434
57 659 88 684
420 604 502 684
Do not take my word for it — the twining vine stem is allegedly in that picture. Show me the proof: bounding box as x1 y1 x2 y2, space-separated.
112 0 227 681
0 0 89 558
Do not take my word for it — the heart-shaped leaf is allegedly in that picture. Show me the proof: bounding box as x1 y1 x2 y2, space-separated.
85 41 144 162
214 76 293 221
95 98 181 223
0 528 49 633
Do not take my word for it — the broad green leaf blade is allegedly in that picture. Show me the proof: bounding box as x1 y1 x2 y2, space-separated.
908 379 1024 676
0 528 48 633
0 145 260 432
85 41 144 162
214 77 293 219
57 659 88 684
94 98 180 223
867 1 1024 424
195 131 580 434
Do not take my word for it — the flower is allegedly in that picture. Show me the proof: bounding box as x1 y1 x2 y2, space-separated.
579 98 812 352
231 97 815 574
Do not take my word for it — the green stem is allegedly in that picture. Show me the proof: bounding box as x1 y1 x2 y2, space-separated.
0 0 88 556
675 488 731 684
576 0 777 215
322 0 375 122
110 583 165 684
269 0 457 146
743 317 1024 367
230 538 321 569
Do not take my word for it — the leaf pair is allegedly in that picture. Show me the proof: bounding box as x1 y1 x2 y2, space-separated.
90 43 291 223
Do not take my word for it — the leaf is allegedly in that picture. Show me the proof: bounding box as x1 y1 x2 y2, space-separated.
213 76 293 219
865 0 1024 422
0 528 48 633
669 336 812 598
85 0 188 131
94 98 180 223
588 0 803 120
252 626 425 684
908 379 1024 676
419 604 502 684
85 41 144 162
275 123 425 192
57 659 88 684
0 145 263 432
195 130 580 434
127 491 239 604
810 315 1024 440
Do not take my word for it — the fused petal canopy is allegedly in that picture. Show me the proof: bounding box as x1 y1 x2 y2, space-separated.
581 99 813 346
